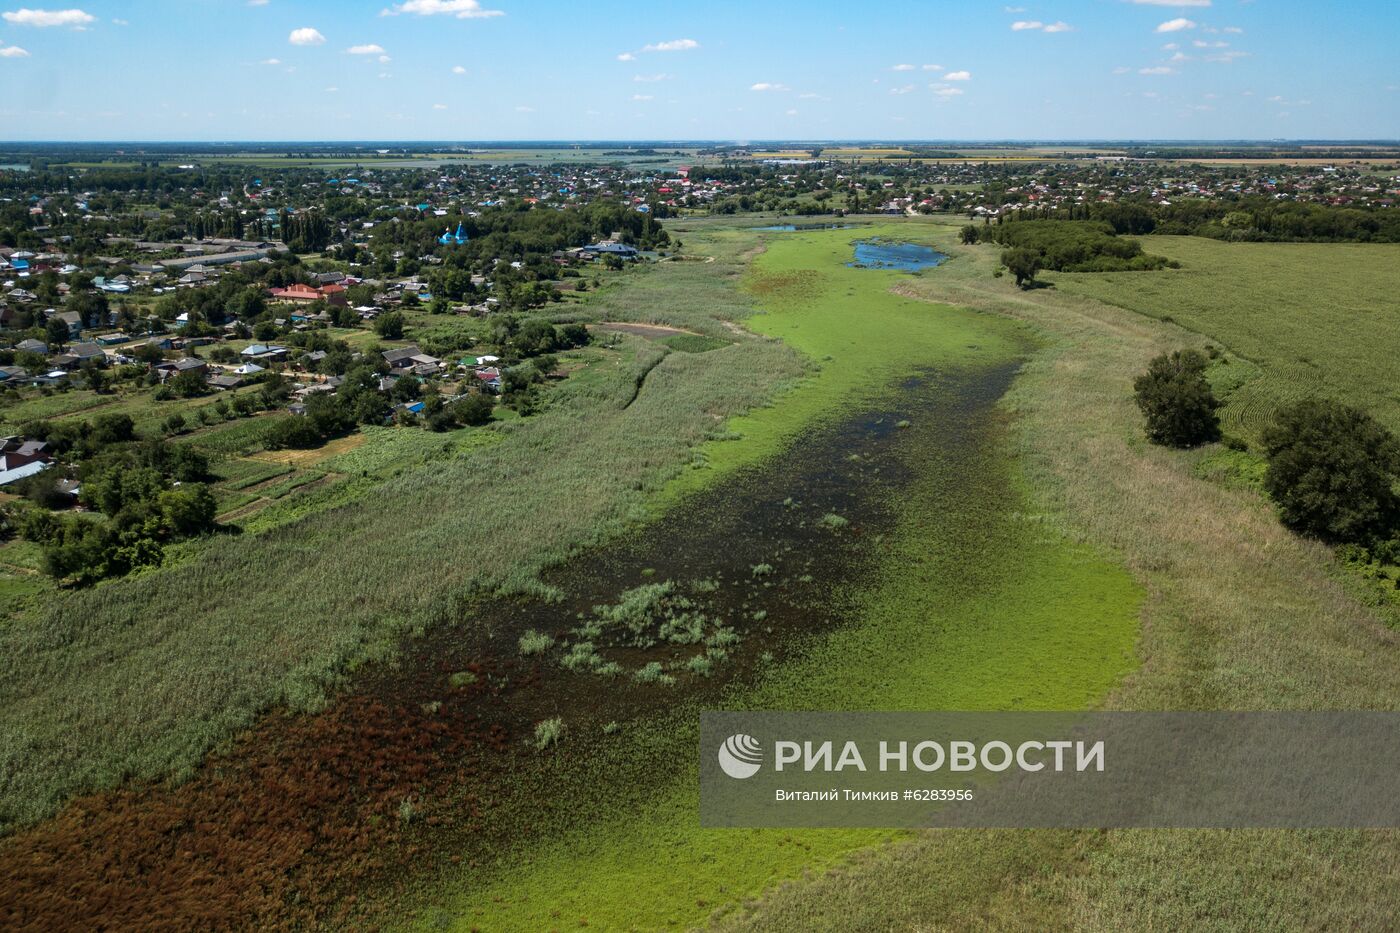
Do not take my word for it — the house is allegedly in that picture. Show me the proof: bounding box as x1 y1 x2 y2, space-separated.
232 362 265 376
51 342 107 371
0 450 52 487
240 343 288 362
155 357 208 382
53 309 83 337
15 338 47 354
473 366 503 392
383 345 433 372
207 374 244 391
268 283 348 306
582 242 640 260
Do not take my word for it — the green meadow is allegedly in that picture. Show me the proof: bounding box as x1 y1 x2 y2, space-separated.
1049 236 1400 439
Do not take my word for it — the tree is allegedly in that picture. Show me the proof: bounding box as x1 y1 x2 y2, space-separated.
374 312 405 340
1262 399 1400 543
1133 349 1221 448
453 392 495 427
264 416 323 450
168 368 209 398
1001 247 1041 289
46 317 70 349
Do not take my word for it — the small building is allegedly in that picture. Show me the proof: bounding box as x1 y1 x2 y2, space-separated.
155 357 209 382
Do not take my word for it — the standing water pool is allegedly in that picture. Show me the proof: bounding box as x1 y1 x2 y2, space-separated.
849 238 948 272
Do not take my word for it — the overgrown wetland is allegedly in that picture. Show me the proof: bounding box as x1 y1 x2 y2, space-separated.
0 224 1143 929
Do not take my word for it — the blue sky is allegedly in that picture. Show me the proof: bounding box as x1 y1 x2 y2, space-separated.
1 0 1396 141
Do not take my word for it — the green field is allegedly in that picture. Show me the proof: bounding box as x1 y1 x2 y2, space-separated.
1048 236 1400 439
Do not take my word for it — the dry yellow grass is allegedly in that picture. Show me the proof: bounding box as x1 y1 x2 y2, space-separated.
248 433 365 467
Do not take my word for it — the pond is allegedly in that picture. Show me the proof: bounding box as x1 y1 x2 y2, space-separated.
848 238 948 272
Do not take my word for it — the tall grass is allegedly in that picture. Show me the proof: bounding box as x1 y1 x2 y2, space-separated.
0 231 805 834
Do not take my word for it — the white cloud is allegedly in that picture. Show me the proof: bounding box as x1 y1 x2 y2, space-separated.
616 52 634 61
1 8 95 27
452 64 467 74
0 43 29 56
1129 0 1209 5
631 93 653 101
922 63 943 71
514 105 533 112
933 86 964 97
944 70 971 81
1139 65 1175 74
248 0 269 5
1015 20 1075 32
889 84 916 95
785 108 798 116
289 27 325 45
258 57 281 65
891 63 915 70
324 86 338 92
381 0 504 18
1193 39 1228 48
379 54 391 63
1223 26 1243 33
633 72 670 82
1156 17 1197 32
347 43 385 54
750 82 789 91
1113 66 1131 74
433 103 447 109
642 38 698 52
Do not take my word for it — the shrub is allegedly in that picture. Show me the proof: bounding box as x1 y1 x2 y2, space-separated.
533 717 565 750
1133 349 1221 448
1261 399 1400 543
518 629 554 656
